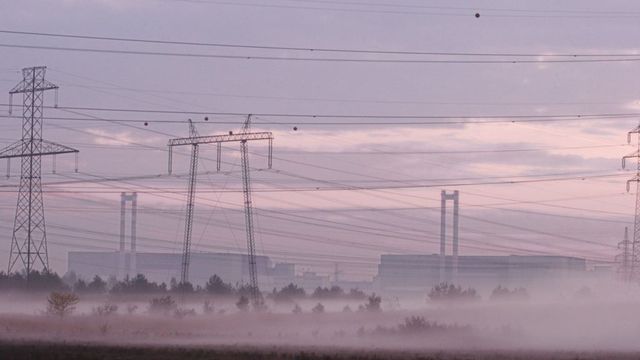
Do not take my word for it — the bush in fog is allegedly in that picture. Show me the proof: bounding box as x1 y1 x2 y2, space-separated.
92 303 118 316
428 282 480 302
205 275 234 295
397 316 470 334
361 293 382 312
46 291 79 318
292 303 302 314
236 295 250 311
371 316 472 336
110 274 167 295
272 283 306 302
174 308 196 318
342 305 352 312
148 296 177 315
203 300 214 315
490 285 529 301
312 302 325 314
126 304 138 315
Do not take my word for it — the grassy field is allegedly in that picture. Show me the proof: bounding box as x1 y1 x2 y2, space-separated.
2 342 640 360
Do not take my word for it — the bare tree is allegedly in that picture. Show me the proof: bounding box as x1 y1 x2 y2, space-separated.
46 292 79 318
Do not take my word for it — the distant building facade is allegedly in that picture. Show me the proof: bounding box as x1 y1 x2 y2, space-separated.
376 254 586 294
68 251 295 288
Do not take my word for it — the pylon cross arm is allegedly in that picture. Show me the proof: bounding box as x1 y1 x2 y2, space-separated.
9 79 58 94
168 132 273 147
0 140 78 159
622 150 640 168
626 176 640 192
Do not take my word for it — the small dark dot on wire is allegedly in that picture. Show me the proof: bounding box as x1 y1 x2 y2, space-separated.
144 122 148 126
293 126 298 131
475 13 480 18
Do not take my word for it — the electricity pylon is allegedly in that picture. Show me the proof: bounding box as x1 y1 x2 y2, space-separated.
168 118 273 298
440 190 460 283
622 124 640 281
240 115 261 308
0 66 78 278
617 227 633 282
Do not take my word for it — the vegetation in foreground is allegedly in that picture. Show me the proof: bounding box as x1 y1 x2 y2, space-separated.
0 342 638 360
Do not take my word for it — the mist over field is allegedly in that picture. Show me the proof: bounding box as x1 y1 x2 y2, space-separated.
2 278 640 355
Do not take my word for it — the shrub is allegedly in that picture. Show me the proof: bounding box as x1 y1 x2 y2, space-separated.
126 304 138 315
292 304 302 314
92 303 118 316
364 294 382 312
370 316 473 336
46 292 79 318
203 300 214 315
174 308 196 319
490 285 529 301
312 303 325 314
428 282 480 302
236 295 249 311
148 296 177 315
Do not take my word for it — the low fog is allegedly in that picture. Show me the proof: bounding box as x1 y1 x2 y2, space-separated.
2 277 640 353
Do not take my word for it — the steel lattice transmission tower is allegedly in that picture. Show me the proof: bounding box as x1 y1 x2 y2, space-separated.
168 117 273 302
240 115 261 307
0 66 78 276
622 124 640 281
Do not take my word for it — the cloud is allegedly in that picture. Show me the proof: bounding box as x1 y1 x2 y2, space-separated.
85 128 161 146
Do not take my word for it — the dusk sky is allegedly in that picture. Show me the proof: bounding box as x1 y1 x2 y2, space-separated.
1 0 640 281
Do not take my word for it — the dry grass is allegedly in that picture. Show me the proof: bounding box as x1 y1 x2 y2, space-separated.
1 341 640 360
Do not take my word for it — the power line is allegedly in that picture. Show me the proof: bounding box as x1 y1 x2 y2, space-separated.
2 29 639 58
156 0 640 19
3 43 640 64
2 104 639 123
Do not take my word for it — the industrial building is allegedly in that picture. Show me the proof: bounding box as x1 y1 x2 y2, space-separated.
376 254 587 294
67 251 296 289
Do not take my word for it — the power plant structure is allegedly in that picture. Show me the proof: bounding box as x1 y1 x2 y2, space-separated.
168 115 273 308
0 66 78 279
440 190 460 282
119 192 138 279
622 125 640 281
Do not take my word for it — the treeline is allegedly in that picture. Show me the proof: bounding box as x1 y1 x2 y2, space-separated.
427 282 530 302
0 271 68 291
0 272 370 300
269 283 367 302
